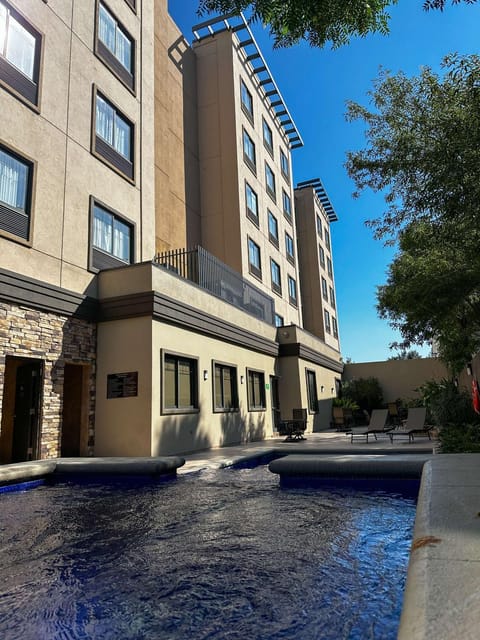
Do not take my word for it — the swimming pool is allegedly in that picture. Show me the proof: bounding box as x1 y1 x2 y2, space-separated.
0 466 418 640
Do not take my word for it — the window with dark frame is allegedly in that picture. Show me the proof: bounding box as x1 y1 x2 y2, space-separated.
325 228 331 250
96 2 135 91
282 189 292 221
0 1 42 106
327 256 332 277
263 118 273 155
248 236 262 279
324 309 331 334
306 369 318 413
91 199 133 270
240 78 253 122
285 232 295 265
124 0 136 11
265 162 276 201
332 316 339 339
245 181 259 225
274 313 284 327
242 127 256 172
214 363 238 411
280 148 289 181
247 369 266 410
319 244 325 269
288 275 297 306
94 89 134 180
163 353 198 412
321 276 328 301
330 286 336 309
0 143 33 241
316 214 322 238
268 210 279 247
270 258 282 295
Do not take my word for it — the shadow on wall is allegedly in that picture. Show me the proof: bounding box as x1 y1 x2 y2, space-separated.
152 407 266 457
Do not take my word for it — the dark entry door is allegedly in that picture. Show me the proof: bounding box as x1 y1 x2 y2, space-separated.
270 376 281 429
61 364 85 457
11 361 42 462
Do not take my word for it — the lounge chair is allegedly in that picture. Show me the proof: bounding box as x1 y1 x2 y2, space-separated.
388 407 432 444
347 409 390 443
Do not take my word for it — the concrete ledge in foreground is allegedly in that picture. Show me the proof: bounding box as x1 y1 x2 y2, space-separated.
268 454 431 478
0 457 185 486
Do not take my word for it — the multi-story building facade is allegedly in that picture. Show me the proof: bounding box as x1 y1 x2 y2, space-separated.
0 1 342 463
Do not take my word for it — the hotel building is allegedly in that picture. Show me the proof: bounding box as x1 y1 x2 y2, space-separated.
0 0 342 462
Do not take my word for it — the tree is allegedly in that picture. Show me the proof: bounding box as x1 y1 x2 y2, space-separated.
388 348 422 360
197 1 477 48
346 54 480 372
346 54 480 241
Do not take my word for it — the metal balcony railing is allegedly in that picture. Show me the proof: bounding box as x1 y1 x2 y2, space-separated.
153 246 275 325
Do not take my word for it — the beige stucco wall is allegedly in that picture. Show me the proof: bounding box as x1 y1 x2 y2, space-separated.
154 0 201 252
194 28 302 327
94 316 153 456
343 358 451 402
0 0 155 296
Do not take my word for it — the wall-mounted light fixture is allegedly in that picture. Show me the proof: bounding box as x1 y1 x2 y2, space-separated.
240 375 245 385
467 363 473 376
320 385 324 393
203 370 209 381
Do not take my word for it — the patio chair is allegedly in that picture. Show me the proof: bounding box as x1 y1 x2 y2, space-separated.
347 409 390 443
277 408 307 441
331 406 354 431
388 407 432 444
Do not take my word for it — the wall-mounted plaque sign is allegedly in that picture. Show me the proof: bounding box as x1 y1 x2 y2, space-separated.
107 372 138 399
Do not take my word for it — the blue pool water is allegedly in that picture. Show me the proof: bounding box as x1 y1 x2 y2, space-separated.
0 466 418 640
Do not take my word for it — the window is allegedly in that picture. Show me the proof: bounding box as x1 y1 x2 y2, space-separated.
268 210 278 246
321 276 328 301
96 2 135 91
282 189 292 221
124 0 136 10
280 148 289 181
327 256 333 277
0 143 33 241
94 90 134 181
316 214 322 238
214 362 238 411
274 313 284 327
163 353 198 413
245 181 258 225
288 275 297 307
306 370 318 413
285 232 295 265
242 128 256 172
91 199 133 270
263 118 273 155
325 228 331 250
330 286 336 309
332 316 339 339
324 309 331 334
247 369 266 410
270 259 281 295
240 78 253 122
265 163 276 201
319 245 325 269
0 1 42 106
248 237 261 279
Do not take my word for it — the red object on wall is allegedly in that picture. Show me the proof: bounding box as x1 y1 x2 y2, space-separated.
472 378 480 415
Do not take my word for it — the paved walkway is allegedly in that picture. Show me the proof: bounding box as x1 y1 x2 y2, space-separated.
177 429 436 474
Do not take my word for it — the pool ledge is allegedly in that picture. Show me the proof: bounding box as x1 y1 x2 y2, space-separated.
0 456 185 484
399 453 480 640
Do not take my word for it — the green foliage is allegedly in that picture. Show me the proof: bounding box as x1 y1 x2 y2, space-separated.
346 54 480 373
342 377 383 413
198 0 394 48
418 378 476 426
388 348 422 360
197 1 477 48
332 397 359 410
437 424 480 453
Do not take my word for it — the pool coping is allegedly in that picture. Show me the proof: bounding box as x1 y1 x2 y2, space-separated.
1 450 478 639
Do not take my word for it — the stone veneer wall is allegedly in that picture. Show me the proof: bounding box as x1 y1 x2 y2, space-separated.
0 302 96 459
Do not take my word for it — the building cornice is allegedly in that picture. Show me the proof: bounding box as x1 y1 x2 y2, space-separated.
279 342 344 373
0 268 97 321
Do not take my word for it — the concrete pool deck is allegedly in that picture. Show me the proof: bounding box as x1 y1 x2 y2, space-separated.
0 430 478 639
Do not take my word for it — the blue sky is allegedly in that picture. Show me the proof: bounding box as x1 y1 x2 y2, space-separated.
168 0 480 362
